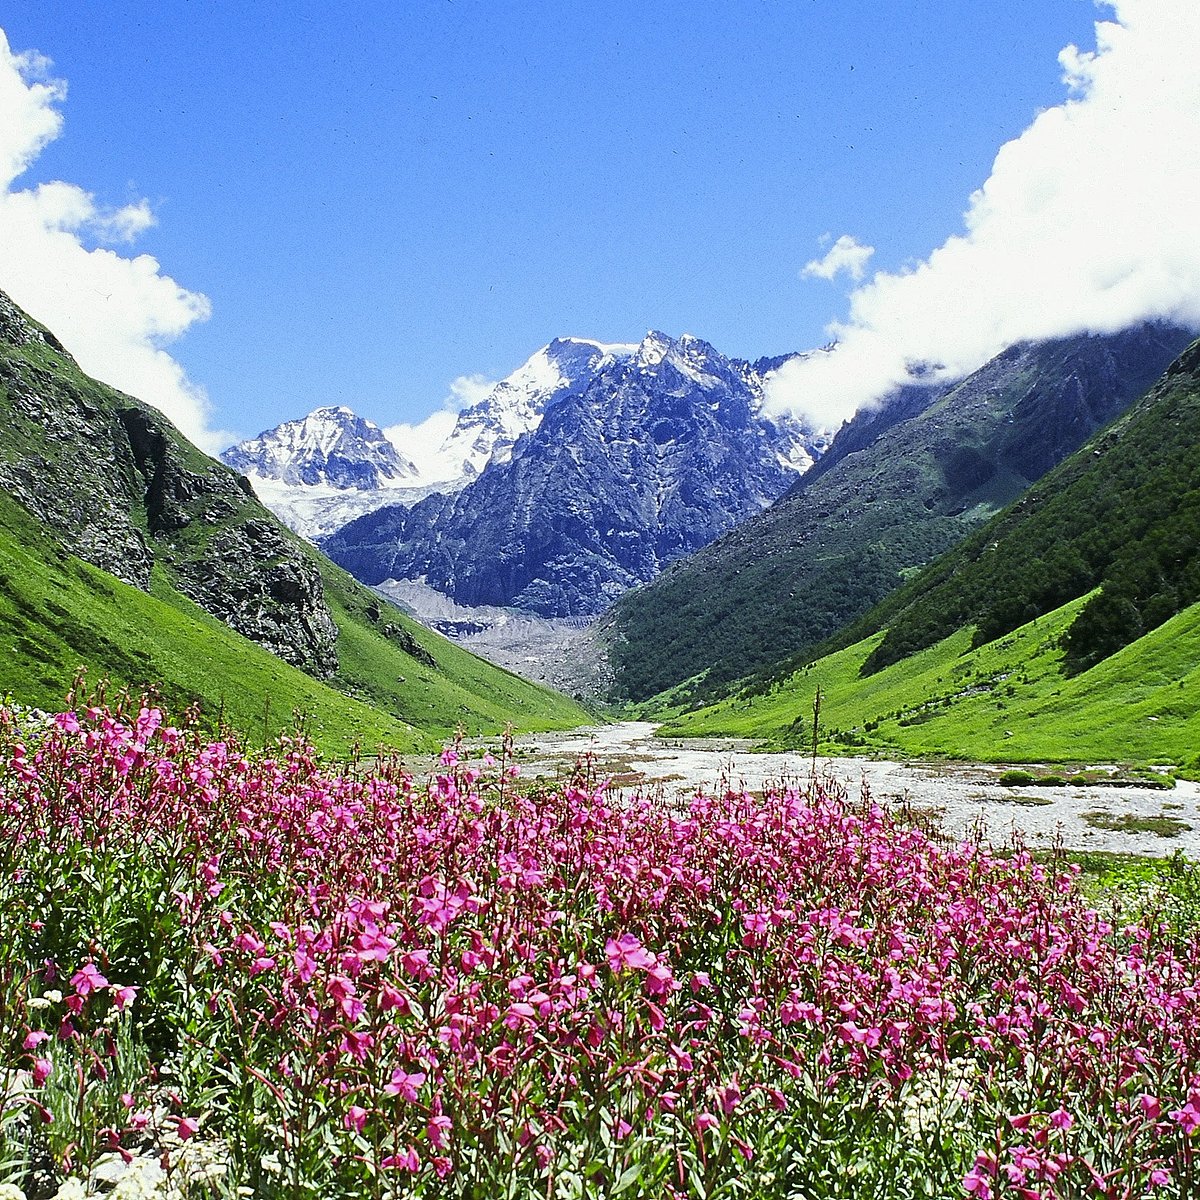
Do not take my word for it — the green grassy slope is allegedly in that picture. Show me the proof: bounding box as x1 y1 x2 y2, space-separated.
0 491 590 754
658 597 1200 773
315 556 594 737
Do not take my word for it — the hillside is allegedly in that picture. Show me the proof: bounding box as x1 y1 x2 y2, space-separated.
658 595 1200 773
602 324 1195 700
0 290 589 752
837 337 1200 675
658 336 1200 773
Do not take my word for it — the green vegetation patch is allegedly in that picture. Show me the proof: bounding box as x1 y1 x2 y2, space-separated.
657 595 1200 774
0 492 589 756
1081 810 1192 838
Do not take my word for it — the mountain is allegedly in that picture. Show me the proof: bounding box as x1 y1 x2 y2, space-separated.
658 336 1200 772
842 335 1200 674
602 323 1196 700
319 331 830 617
0 288 590 752
223 337 638 538
429 336 640 481
223 405 419 489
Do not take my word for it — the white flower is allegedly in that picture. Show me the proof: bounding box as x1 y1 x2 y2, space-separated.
52 1181 88 1200
0 1183 28 1200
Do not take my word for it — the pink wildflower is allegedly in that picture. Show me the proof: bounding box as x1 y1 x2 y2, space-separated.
382 1147 420 1172
70 962 108 995
605 933 656 972
385 1068 426 1102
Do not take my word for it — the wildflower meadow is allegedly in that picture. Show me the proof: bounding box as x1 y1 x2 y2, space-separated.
2 690 1199 1198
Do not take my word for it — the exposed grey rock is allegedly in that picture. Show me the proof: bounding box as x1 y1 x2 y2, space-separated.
0 288 341 678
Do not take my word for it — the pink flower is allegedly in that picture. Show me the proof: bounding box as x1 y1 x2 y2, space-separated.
605 933 656 972
962 1169 991 1198
111 985 138 1010
378 983 409 1014
645 962 677 995
385 1069 426 1102
23 1030 49 1050
343 1105 369 1133
176 1116 200 1141
1170 1101 1200 1132
32 1057 52 1086
428 1114 452 1149
70 962 109 995
717 1079 742 1115
730 1134 754 1162
382 1147 420 1172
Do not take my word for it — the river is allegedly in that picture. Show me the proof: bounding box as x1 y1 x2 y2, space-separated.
506 721 1200 858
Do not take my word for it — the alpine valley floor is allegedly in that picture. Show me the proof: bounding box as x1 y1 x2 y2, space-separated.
507 721 1200 857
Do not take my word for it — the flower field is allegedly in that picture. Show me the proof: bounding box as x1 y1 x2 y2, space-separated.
2 694 1200 1198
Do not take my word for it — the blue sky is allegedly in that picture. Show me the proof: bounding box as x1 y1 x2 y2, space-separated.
1 1 1197 450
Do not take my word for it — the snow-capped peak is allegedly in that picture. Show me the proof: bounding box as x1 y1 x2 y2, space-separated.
222 406 419 491
422 336 633 482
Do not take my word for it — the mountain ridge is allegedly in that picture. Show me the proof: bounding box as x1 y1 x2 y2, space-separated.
0 287 590 750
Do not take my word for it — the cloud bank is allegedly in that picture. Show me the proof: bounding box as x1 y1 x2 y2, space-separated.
383 373 496 481
0 30 222 451
769 0 1200 426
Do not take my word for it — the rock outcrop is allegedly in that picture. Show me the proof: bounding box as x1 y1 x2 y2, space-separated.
0 288 339 677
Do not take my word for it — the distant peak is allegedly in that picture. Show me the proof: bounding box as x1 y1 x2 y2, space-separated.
544 336 638 362
310 405 359 420
635 330 675 366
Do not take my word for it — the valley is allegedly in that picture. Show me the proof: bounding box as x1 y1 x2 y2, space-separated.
5 7 1200 1196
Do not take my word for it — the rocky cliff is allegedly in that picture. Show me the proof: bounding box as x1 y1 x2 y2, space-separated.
0 289 339 676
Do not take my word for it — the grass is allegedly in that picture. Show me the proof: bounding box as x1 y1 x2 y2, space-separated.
656 595 1200 774
1081 810 1192 838
0 491 590 756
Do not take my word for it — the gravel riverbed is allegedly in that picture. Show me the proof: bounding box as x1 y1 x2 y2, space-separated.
508 721 1200 857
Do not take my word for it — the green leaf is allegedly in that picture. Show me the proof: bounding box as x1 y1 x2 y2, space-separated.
612 1162 643 1195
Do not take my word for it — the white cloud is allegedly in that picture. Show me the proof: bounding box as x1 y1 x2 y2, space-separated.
769 0 1200 427
382 371 501 482
801 234 875 282
0 29 224 451
383 410 460 481
445 372 499 412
